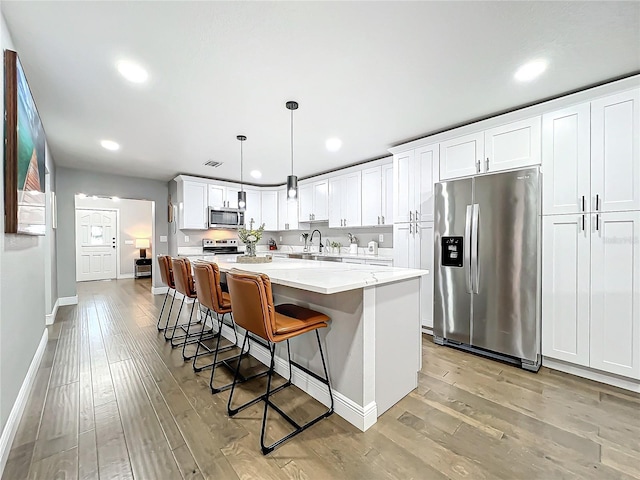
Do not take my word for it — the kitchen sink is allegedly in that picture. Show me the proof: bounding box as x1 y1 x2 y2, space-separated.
287 253 342 262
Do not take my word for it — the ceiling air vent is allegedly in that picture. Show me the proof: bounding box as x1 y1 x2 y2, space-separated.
204 160 223 168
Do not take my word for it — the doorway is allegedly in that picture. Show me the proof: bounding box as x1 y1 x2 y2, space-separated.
75 208 118 282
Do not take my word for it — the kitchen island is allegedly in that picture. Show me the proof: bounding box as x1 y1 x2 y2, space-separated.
212 256 428 431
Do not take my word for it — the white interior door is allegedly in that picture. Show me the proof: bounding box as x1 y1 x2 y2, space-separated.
76 209 118 282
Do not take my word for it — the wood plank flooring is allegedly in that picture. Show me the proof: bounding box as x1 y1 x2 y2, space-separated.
3 278 640 479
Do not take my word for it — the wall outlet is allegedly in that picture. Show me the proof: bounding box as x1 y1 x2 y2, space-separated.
184 235 190 243
160 236 167 243
378 234 384 243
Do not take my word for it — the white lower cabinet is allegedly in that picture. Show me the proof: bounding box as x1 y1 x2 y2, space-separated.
542 211 640 380
394 222 433 329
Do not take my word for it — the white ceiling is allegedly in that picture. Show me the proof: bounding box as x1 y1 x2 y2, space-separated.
2 1 639 185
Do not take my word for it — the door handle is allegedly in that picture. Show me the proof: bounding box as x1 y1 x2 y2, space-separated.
486 157 489 172
581 214 585 232
476 160 481 173
595 213 600 232
581 195 585 212
409 223 413 234
415 210 419 221
409 211 413 222
464 205 473 294
377 216 380 225
381 215 385 224
343 219 347 226
595 194 600 211
471 204 480 294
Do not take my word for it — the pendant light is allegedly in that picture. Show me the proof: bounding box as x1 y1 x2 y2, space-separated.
237 135 247 209
286 100 299 199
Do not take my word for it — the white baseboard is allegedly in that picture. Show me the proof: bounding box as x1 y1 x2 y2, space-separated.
218 323 377 431
151 286 168 295
0 329 49 477
421 326 433 335
543 357 640 393
58 295 78 306
117 273 135 280
45 299 59 326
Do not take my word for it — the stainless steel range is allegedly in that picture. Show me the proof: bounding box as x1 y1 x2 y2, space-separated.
202 238 240 254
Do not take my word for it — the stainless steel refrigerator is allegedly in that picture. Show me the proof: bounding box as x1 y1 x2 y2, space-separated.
433 167 541 371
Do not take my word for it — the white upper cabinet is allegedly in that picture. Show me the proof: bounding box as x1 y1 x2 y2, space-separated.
542 103 591 215
361 162 394 227
260 190 278 231
299 179 329 222
439 117 541 180
484 116 541 173
542 214 591 366
208 183 242 209
207 184 226 209
178 179 208 230
393 144 438 223
591 89 640 213
329 172 361 228
382 163 394 225
243 188 261 228
590 211 640 379
277 188 299 231
440 132 484 180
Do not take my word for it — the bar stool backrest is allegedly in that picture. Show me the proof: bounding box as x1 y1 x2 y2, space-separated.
226 269 276 342
157 255 175 289
171 257 196 298
193 262 227 313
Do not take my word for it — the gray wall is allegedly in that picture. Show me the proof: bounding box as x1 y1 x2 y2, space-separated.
56 167 169 297
0 13 55 432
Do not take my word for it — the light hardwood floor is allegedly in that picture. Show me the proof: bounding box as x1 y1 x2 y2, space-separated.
3 278 640 479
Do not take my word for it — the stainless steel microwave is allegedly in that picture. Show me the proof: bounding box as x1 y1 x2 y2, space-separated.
208 207 245 229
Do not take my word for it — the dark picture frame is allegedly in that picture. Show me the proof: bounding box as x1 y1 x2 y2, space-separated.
4 49 46 235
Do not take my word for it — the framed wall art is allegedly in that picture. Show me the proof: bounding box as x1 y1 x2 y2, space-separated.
4 49 46 235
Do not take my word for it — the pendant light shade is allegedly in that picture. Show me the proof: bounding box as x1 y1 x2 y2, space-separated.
286 101 299 200
237 135 247 209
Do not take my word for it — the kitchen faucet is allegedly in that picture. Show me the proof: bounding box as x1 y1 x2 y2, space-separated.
310 229 323 254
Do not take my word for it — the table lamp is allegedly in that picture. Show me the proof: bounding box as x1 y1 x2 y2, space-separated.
135 238 150 258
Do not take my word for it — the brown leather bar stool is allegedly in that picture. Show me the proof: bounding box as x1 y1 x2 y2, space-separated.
192 261 242 392
167 257 212 355
156 255 176 331
226 269 334 455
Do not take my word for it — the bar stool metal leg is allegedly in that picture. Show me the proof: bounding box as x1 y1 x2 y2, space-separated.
156 288 170 330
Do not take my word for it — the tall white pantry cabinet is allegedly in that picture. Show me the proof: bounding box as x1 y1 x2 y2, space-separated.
542 88 640 381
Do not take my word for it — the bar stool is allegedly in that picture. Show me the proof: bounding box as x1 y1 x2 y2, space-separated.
156 255 176 331
167 257 211 356
192 262 243 392
225 269 334 455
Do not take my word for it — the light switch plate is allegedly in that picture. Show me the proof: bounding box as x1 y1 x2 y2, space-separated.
184 235 190 243
124 240 134 245
160 236 167 243
279 236 282 242
378 234 384 242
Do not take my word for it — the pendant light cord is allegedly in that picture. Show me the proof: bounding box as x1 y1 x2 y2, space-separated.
290 108 294 176
240 139 244 192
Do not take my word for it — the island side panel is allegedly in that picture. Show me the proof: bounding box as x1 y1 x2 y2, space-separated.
374 277 421 416
272 284 365 410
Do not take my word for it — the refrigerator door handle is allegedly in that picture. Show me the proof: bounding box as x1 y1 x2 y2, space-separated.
464 205 473 293
471 203 480 294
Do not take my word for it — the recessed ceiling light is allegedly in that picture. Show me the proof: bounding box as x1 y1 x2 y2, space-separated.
326 137 342 152
250 170 262 179
514 59 548 82
100 139 120 151
117 60 148 83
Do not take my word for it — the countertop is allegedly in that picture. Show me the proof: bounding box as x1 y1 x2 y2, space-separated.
177 247 394 262
214 256 428 295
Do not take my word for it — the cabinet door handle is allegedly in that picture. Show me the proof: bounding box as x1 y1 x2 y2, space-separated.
344 219 347 226
596 194 600 211
595 213 600 232
581 195 585 212
409 211 413 221
486 157 489 171
476 160 481 173
410 224 413 234
377 216 380 225
381 215 385 224
415 210 419 221
581 214 585 232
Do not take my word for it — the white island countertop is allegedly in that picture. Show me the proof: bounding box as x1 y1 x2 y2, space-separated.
214 256 428 295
